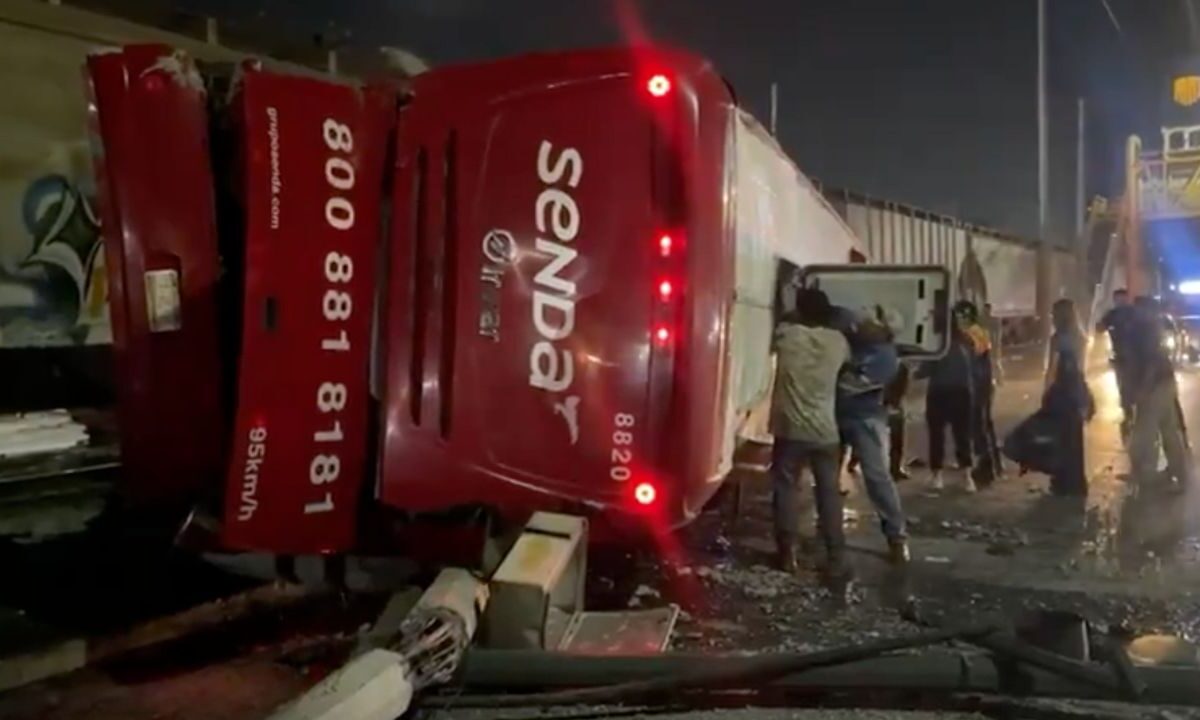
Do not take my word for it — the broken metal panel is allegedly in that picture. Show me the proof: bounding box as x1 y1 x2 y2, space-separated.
557 605 680 655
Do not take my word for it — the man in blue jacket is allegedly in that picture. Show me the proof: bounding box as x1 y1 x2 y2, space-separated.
833 306 909 565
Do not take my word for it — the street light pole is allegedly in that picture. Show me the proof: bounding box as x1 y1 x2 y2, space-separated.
1076 97 1086 240
1076 97 1089 310
1038 0 1048 238
770 81 779 136
1036 0 1052 328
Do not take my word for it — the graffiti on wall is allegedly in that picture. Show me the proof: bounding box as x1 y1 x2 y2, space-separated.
0 174 108 347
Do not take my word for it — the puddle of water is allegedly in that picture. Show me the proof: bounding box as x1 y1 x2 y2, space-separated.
1127 633 1200 666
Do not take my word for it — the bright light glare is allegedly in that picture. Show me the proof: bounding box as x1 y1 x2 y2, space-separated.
659 234 673 257
1180 280 1200 295
655 326 671 343
634 482 657 505
647 74 672 97
658 280 673 299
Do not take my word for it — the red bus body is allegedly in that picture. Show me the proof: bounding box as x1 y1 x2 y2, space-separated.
87 45 857 554
376 50 735 533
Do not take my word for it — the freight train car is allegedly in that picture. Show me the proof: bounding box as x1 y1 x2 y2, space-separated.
822 187 1081 343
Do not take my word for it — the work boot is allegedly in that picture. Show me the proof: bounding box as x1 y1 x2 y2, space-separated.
887 539 911 566
776 536 799 574
892 466 911 481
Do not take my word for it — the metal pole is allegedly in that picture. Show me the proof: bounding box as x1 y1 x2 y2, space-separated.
1076 98 1086 241
1075 97 1089 312
1038 0 1048 237
770 82 779 136
1035 0 1051 334
1125 136 1144 296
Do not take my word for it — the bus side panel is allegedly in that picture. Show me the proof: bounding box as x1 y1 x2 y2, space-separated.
675 76 737 521
86 46 225 506
219 70 391 553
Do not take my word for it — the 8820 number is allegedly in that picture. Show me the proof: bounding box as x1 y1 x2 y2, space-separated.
610 413 636 482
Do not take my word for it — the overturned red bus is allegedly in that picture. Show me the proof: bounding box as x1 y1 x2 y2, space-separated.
87 45 940 557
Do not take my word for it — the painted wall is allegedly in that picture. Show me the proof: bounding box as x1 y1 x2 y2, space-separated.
0 0 301 351
0 21 108 347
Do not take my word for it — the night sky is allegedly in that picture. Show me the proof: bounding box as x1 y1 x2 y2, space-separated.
186 0 1197 244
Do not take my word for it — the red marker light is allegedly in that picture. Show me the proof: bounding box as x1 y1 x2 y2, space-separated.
634 482 657 506
655 326 671 344
647 74 672 97
658 280 674 300
658 234 673 257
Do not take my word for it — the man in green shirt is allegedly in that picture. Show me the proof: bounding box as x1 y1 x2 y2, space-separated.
770 288 851 577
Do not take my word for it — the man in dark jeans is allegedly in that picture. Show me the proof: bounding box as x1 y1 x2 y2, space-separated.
919 325 975 492
769 288 851 577
834 310 910 566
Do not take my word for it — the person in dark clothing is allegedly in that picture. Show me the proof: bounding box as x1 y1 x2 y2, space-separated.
883 361 911 480
918 326 975 492
956 301 1002 485
1044 298 1092 496
1126 296 1191 489
984 303 1004 383
1096 289 1137 437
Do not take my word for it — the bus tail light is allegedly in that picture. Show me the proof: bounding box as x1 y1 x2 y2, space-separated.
647 74 672 97
658 233 674 257
634 482 658 506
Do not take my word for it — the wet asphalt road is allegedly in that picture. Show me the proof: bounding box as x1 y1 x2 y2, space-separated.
7 339 1200 720
600 337 1200 656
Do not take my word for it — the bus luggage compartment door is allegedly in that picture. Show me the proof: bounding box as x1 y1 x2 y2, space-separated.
219 67 393 553
87 45 225 506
